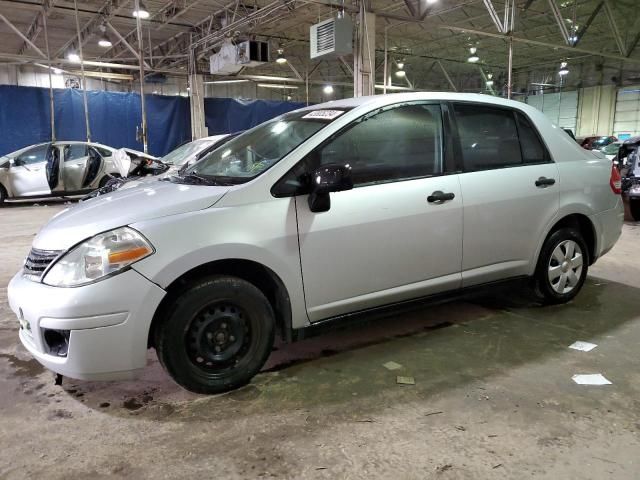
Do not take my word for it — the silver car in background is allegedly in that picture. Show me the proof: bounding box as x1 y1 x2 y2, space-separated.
0 141 155 203
7 93 624 394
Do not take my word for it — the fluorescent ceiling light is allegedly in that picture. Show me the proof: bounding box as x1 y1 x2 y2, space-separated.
374 84 413 91
395 70 406 77
98 37 112 48
467 55 479 63
323 85 334 94
67 52 81 63
257 83 298 89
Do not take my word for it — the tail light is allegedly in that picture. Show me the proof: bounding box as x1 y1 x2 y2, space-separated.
610 164 622 194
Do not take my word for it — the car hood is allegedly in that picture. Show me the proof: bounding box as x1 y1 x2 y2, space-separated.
34 180 230 250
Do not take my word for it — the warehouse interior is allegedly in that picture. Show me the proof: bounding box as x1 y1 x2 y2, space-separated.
1 0 640 479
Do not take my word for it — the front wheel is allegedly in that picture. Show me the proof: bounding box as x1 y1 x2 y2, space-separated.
630 198 640 222
154 276 275 394
532 228 588 304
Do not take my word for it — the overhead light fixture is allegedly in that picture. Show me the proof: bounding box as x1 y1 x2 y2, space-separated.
323 85 334 94
485 80 494 87
275 48 287 64
286 95 292 101
395 70 406 78
132 1 150 19
52 67 63 75
467 46 479 63
427 0 438 3
67 51 81 63
257 83 299 89
203 79 251 85
397 61 405 70
97 24 112 47
559 61 569 76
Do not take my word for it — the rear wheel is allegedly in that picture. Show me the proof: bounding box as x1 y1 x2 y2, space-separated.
154 276 275 394
532 228 588 304
630 198 640 222
0 184 6 204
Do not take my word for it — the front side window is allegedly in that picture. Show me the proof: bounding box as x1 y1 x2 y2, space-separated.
453 104 522 171
94 146 112 158
273 103 443 195
184 110 343 183
16 145 48 165
64 144 88 162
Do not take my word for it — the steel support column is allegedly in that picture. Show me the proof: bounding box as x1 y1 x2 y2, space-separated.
73 0 91 142
134 0 148 153
353 6 376 97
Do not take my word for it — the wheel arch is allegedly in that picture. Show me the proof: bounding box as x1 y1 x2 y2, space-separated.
542 213 597 266
148 258 292 349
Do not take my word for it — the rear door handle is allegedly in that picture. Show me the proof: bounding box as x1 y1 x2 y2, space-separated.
427 190 455 203
535 177 556 187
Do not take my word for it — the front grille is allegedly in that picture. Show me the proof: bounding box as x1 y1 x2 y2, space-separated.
23 248 62 280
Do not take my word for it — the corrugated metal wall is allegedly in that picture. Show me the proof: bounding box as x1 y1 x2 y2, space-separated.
526 91 579 133
613 86 640 138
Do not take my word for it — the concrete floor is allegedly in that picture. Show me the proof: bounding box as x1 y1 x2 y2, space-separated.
1 201 640 479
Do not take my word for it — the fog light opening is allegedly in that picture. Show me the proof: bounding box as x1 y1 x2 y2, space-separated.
43 329 70 357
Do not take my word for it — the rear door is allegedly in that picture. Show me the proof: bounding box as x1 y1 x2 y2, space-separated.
290 102 464 321
9 144 51 197
61 143 91 191
450 102 559 287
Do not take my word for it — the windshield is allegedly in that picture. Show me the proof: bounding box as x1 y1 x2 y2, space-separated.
185 110 343 182
160 139 214 166
601 143 620 155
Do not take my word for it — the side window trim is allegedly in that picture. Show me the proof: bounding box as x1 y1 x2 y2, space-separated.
271 100 446 198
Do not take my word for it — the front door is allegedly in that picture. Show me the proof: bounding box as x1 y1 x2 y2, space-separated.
8 144 51 197
449 102 560 287
293 103 464 321
62 143 92 192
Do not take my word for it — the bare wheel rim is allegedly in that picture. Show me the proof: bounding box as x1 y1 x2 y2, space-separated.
548 239 583 294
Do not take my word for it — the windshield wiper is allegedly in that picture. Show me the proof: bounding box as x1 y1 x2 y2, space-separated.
171 172 234 186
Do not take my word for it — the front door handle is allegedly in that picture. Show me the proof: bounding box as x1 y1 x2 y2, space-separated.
535 177 556 187
427 190 455 203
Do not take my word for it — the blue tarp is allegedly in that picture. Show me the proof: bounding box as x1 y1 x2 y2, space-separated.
204 97 306 134
0 85 307 157
0 85 190 157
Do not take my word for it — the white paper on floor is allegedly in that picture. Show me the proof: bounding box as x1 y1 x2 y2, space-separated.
569 341 598 352
383 361 403 371
572 374 612 386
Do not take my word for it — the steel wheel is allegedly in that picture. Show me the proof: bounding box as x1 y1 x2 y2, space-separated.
185 302 252 374
547 239 583 294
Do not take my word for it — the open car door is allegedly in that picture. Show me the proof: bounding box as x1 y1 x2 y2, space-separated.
82 146 103 188
45 144 63 193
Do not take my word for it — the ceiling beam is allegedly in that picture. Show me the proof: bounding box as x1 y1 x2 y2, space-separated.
0 12 47 58
546 0 570 44
106 21 151 68
17 0 55 55
574 1 603 47
603 0 626 56
53 0 130 59
482 0 504 33
437 60 457 91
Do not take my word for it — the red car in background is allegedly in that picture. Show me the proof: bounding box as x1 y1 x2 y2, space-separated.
580 135 618 150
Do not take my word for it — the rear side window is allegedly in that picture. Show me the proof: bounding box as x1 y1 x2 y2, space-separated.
453 104 522 171
516 112 549 164
64 144 88 162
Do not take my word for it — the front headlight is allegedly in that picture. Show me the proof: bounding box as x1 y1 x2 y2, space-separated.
43 227 154 287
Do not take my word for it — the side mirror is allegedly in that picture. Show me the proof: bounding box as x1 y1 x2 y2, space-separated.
0 159 9 169
308 164 353 213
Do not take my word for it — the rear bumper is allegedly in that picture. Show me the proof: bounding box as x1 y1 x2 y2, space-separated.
7 269 165 381
590 198 624 261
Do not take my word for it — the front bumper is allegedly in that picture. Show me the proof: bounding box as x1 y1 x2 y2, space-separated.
8 269 165 381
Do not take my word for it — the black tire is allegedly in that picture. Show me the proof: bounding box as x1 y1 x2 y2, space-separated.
630 198 640 222
98 175 112 188
532 227 589 305
154 276 275 394
0 184 6 205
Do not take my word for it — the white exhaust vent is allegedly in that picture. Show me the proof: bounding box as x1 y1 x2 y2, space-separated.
310 16 353 59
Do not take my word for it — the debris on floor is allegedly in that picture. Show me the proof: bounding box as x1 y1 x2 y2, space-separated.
569 341 598 352
383 361 403 371
572 374 612 386
396 375 415 385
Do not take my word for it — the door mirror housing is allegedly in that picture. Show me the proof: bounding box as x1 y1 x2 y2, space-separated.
0 159 9 169
12 158 24 167
308 164 353 213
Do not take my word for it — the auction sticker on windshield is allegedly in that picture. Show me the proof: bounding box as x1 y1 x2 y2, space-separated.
302 110 345 120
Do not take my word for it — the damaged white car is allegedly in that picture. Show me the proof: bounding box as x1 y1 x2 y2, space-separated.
0 141 155 203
